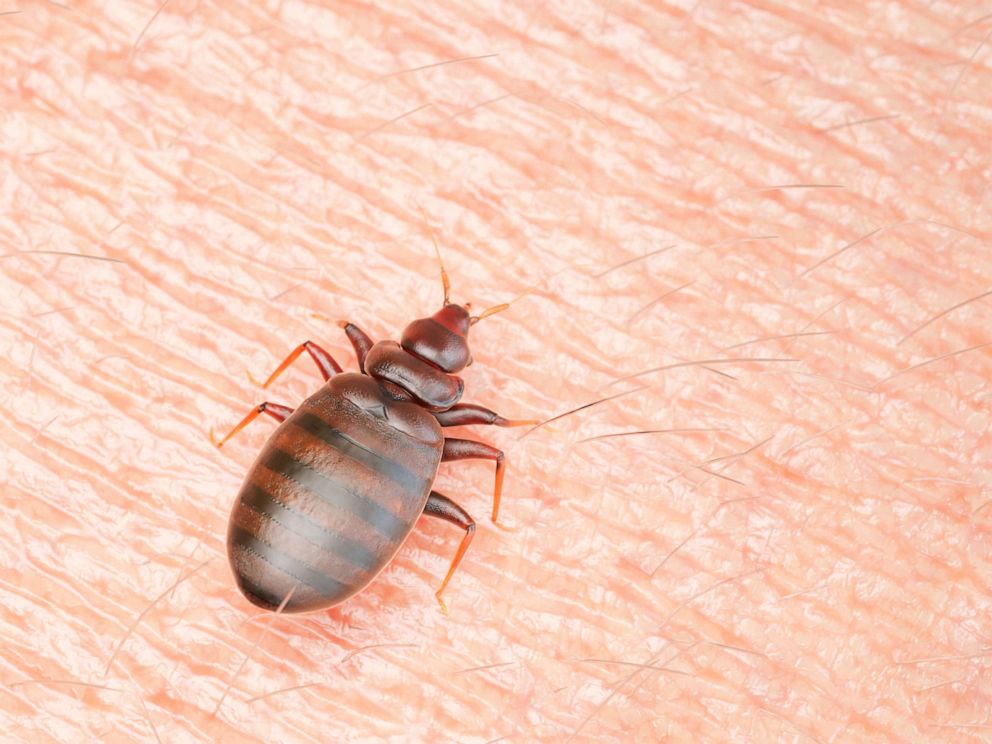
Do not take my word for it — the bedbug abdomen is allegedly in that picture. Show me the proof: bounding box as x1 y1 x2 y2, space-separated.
227 373 443 613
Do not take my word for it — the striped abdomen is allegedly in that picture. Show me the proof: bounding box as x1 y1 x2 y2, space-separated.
227 373 443 613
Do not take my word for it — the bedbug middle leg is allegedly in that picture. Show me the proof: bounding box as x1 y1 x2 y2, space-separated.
262 340 342 388
215 402 294 447
441 438 506 523
422 490 475 610
434 403 537 428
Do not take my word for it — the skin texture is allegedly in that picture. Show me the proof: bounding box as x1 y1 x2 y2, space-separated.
0 1 990 742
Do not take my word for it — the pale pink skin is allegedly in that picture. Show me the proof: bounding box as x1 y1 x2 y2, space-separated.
1 2 991 742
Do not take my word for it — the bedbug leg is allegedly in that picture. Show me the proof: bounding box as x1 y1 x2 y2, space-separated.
422 490 475 612
434 403 538 428
337 321 374 373
262 341 343 388
441 438 506 524
213 402 294 447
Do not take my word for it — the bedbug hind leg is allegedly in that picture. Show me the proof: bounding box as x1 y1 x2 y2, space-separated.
262 341 343 388
337 321 374 373
433 403 538 428
214 402 294 447
422 490 475 612
442 438 506 524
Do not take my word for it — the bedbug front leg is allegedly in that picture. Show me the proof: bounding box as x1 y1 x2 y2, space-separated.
214 402 294 447
262 341 343 388
434 403 537 428
337 321 374 373
422 490 475 611
442 438 506 524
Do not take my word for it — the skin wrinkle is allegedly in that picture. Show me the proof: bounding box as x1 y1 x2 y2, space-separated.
0 1 990 742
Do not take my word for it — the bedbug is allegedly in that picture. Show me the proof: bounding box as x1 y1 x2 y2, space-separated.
215 246 533 614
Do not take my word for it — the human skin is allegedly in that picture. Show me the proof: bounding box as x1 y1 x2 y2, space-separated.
1 1 991 742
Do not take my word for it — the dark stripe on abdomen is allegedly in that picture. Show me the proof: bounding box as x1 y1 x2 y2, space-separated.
236 572 284 610
239 483 377 571
230 524 347 597
261 448 408 541
291 412 425 493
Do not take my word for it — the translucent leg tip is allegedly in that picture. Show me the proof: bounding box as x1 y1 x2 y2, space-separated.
435 593 450 615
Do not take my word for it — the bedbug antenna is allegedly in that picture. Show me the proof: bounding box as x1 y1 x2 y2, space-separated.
469 263 572 325
433 233 451 307
415 203 450 306
469 302 508 325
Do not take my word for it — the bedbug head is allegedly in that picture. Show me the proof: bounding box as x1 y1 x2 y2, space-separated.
406 205 514 372
401 303 473 373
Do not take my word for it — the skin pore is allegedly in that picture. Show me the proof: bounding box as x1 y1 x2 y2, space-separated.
1 1 990 742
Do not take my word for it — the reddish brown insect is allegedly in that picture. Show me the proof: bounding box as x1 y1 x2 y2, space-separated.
216 252 533 613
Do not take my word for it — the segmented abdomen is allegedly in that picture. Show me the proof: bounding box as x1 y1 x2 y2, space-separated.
226 373 443 613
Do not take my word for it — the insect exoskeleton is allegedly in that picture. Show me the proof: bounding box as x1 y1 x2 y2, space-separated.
216 251 536 613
